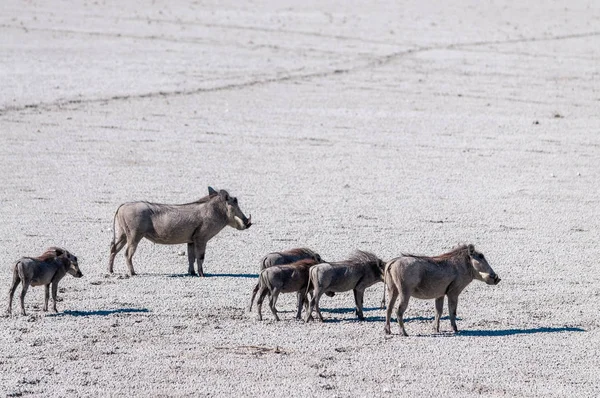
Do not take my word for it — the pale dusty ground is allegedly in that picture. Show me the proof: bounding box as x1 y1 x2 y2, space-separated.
1 1 599 397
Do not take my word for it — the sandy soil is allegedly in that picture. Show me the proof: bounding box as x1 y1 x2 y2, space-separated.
1 1 599 396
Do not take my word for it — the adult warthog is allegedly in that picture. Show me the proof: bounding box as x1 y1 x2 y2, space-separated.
256 258 318 321
108 187 251 276
247 248 323 311
8 247 83 316
383 244 501 336
305 250 385 322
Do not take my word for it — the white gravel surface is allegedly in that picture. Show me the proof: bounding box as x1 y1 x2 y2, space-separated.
1 1 599 397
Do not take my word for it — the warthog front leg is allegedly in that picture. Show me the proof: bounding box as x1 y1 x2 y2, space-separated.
448 295 459 333
353 288 365 320
193 240 207 277
51 282 59 313
19 281 31 316
187 243 196 276
43 284 50 312
433 296 444 333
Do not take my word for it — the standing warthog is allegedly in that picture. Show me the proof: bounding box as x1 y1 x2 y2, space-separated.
256 258 318 321
383 244 501 336
7 247 83 316
108 187 251 276
305 250 385 322
247 248 323 311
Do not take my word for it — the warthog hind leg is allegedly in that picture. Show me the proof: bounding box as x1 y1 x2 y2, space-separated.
247 282 260 312
108 234 126 273
7 272 21 315
256 287 269 321
384 285 398 335
19 281 30 316
269 289 280 321
125 236 142 276
396 290 411 336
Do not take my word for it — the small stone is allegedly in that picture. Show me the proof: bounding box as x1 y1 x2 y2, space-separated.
177 251 186 256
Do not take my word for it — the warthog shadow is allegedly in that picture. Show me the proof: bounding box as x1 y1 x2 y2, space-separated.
321 313 460 324
49 308 150 317
458 326 585 337
166 273 258 279
321 307 380 314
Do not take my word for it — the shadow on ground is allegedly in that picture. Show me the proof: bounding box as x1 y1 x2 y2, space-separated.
321 307 380 314
51 308 150 317
458 326 585 337
166 273 258 278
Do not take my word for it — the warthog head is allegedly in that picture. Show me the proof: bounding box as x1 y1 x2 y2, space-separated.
209 187 252 230
467 244 500 285
52 247 83 278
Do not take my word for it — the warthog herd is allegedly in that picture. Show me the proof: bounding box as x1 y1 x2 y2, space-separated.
6 187 501 335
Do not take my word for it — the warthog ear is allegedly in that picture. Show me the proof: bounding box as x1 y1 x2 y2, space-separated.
54 248 64 257
219 190 229 201
467 244 475 255
208 186 218 195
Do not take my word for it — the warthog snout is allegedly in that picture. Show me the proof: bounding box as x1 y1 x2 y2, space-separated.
483 272 500 285
75 271 83 278
235 214 252 229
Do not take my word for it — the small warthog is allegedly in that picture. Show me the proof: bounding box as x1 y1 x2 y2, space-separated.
305 250 385 322
247 248 323 311
108 187 251 276
383 244 501 336
7 247 83 316
256 258 318 321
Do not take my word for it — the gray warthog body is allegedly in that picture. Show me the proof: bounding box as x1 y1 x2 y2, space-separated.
305 250 385 322
383 244 501 336
108 187 251 276
256 258 318 321
7 247 83 316
248 248 322 311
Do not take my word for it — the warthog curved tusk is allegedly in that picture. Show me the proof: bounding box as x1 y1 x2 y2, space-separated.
234 216 245 228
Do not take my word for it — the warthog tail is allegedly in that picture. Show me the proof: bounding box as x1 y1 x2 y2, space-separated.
110 204 125 246
305 268 315 298
381 261 391 309
260 256 268 271
258 269 271 294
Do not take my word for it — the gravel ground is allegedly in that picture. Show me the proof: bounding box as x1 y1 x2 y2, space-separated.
1 1 599 397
